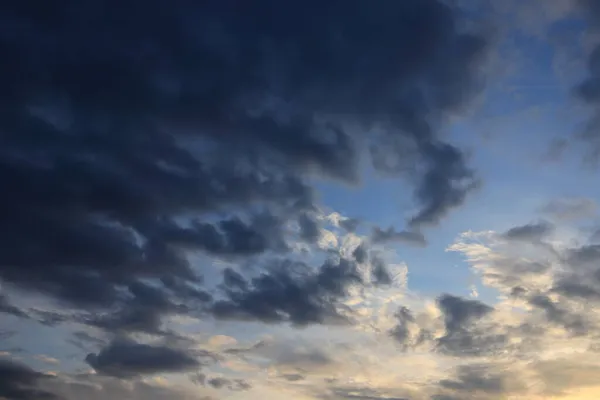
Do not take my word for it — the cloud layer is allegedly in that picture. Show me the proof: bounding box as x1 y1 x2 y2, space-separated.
4 1 600 400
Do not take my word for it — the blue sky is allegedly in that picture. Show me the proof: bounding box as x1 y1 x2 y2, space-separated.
6 1 600 399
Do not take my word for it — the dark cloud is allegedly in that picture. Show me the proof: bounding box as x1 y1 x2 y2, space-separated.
566 243 600 266
29 310 72 327
0 358 59 400
502 221 554 242
437 364 523 398
388 297 506 356
222 340 267 356
213 258 370 326
390 307 417 347
207 378 228 389
371 258 393 285
352 244 369 264
68 331 106 352
144 213 290 257
206 377 251 391
438 328 507 358
436 294 506 357
45 375 208 400
0 0 487 325
82 280 188 335
273 348 333 370
528 295 588 335
573 0 600 161
552 280 600 299
339 218 361 233
437 294 493 333
298 213 321 243
407 142 481 228
371 227 427 247
0 294 29 319
85 338 201 378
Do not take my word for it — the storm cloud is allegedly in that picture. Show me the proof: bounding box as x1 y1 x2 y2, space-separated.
0 0 488 332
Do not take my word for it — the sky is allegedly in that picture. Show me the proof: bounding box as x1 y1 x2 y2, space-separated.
6 0 600 399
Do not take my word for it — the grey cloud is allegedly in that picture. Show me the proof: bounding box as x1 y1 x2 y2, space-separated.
540 197 597 221
79 279 208 336
528 295 588 335
222 268 248 292
437 364 524 398
502 221 554 241
0 0 488 326
371 227 427 247
408 142 482 228
85 338 201 378
553 280 600 299
388 296 505 356
339 218 361 233
0 294 29 319
352 244 369 264
351 243 393 284
437 294 493 333
0 358 59 400
436 294 506 357
274 348 333 370
68 331 106 352
371 258 393 286
573 0 600 161
212 258 370 326
390 307 417 347
223 340 267 356
29 310 72 327
85 281 180 334
281 373 305 382
207 377 227 389
566 244 600 267
206 377 251 391
298 213 321 243
438 328 508 358
44 374 208 400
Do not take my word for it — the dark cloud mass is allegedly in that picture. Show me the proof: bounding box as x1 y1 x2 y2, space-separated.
0 0 487 323
0 358 59 400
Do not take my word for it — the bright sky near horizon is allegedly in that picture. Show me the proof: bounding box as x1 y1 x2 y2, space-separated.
4 1 600 399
